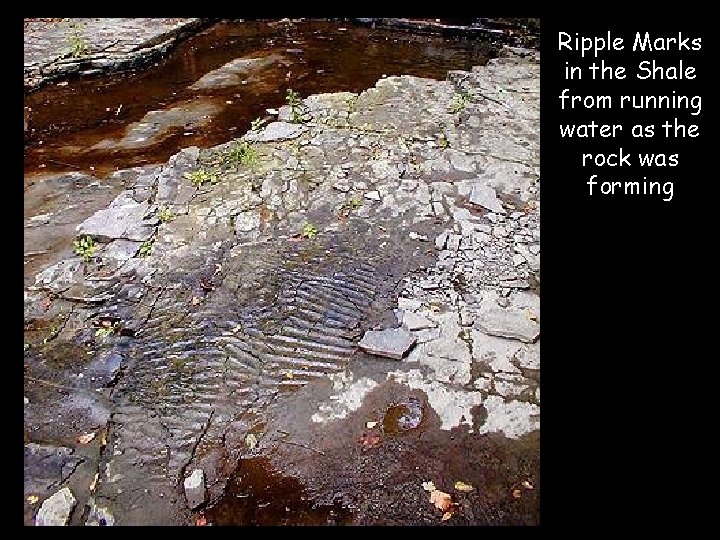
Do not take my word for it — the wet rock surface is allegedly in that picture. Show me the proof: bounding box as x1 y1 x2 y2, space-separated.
24 18 214 91
24 42 539 525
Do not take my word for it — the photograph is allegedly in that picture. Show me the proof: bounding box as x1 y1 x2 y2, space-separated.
23 17 540 526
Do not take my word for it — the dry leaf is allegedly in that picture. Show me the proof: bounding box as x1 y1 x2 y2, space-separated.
191 296 202 306
27 495 39 505
100 432 107 447
358 430 381 450
366 421 378 429
285 371 294 379
77 431 96 444
454 481 474 492
422 481 437 492
441 511 454 521
522 480 534 490
195 516 207 526
512 488 522 499
429 489 453 512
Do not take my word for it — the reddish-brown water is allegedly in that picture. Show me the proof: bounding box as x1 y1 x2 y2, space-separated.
24 19 494 180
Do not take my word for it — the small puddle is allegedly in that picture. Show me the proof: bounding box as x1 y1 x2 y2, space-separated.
203 457 353 526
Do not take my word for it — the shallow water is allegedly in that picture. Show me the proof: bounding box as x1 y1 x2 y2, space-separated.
24 19 493 180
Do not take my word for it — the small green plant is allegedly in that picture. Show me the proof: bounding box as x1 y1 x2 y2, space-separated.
301 223 318 239
43 316 64 345
184 168 219 187
223 140 259 168
339 197 363 217
139 239 154 257
158 206 174 223
67 23 89 58
449 92 469 114
73 235 97 262
437 133 450 148
250 117 267 132
95 325 114 340
286 88 309 124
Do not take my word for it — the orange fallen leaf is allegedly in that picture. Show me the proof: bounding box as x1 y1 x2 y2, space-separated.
195 516 207 526
512 488 522 499
441 511 454 521
429 489 453 512
454 481 474 492
358 430 381 450
77 432 96 444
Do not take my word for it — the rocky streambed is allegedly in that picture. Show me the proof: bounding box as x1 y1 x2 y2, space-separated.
24 37 540 525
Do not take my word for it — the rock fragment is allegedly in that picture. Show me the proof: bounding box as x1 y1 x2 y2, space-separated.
358 329 416 360
35 487 76 526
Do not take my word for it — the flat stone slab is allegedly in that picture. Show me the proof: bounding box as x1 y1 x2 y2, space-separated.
401 311 437 331
24 18 212 91
24 444 83 496
89 100 220 151
35 487 76 526
358 328 417 360
244 121 307 143
184 469 206 509
475 305 539 343
189 54 283 90
468 183 506 214
76 191 153 242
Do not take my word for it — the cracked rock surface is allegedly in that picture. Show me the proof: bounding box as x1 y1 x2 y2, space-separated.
24 46 539 525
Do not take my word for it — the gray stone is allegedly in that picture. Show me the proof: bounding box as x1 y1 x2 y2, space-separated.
30 259 83 293
447 234 462 252
435 231 449 250
401 311 437 331
103 239 141 261
358 328 417 360
469 183 505 214
77 192 153 242
234 211 260 233
25 444 83 497
35 487 76 526
85 499 115 526
244 121 306 143
189 55 282 90
408 231 428 241
184 469 206 509
90 100 220 152
475 305 540 343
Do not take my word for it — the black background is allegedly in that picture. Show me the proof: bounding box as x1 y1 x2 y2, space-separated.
541 14 711 527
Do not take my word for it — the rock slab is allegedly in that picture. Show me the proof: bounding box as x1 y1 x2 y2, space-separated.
475 306 539 343
468 184 506 214
35 487 76 526
244 121 306 143
184 469 206 509
358 329 417 360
